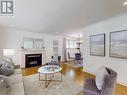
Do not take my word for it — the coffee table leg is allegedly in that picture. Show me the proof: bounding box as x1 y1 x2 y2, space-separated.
45 74 47 88
39 73 40 81
45 74 54 88
61 71 62 81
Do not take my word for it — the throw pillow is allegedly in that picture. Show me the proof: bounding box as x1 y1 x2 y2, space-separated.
0 59 14 76
95 66 109 90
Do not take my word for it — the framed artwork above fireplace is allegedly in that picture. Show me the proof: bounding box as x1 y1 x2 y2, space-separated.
23 38 44 49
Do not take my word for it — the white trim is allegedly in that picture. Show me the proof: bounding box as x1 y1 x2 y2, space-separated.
117 81 127 87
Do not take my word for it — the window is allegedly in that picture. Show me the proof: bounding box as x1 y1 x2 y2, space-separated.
66 40 76 48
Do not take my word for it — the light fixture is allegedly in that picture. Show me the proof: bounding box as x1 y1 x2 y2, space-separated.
123 1 127 6
76 34 83 52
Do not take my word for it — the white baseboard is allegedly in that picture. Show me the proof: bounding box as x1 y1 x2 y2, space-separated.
117 81 127 87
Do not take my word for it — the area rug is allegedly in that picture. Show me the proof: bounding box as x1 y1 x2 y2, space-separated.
23 73 83 95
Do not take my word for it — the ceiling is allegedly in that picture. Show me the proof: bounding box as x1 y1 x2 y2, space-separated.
0 0 127 37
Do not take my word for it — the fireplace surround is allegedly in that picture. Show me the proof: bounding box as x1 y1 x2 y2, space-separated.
25 54 42 68
21 49 46 68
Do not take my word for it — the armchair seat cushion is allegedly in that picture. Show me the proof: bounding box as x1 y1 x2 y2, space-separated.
0 79 9 95
83 78 100 95
0 75 12 89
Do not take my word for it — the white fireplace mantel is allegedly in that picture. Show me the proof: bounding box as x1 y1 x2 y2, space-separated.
21 49 46 68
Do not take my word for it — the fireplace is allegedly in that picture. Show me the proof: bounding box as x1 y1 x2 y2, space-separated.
25 54 42 68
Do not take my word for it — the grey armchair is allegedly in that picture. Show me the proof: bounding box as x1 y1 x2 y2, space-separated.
46 61 60 66
46 56 61 66
83 68 117 95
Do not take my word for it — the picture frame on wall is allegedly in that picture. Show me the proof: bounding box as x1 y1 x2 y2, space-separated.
110 30 127 59
90 33 105 56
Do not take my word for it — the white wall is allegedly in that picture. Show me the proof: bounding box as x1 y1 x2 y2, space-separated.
0 27 63 65
83 13 127 86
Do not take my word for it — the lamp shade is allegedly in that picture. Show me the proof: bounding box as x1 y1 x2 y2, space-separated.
3 49 15 56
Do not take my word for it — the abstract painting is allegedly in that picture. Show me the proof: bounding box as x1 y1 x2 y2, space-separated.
110 30 127 59
90 33 105 56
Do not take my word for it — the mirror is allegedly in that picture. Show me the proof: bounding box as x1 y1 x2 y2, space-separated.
23 38 44 49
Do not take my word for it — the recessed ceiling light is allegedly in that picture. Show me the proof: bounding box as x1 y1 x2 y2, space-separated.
123 1 127 6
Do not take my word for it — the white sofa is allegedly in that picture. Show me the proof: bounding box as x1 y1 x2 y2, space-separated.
0 69 25 95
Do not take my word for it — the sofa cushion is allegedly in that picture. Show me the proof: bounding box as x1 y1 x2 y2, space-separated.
0 79 8 95
9 82 25 95
95 66 109 90
8 69 25 95
8 74 23 85
0 69 25 95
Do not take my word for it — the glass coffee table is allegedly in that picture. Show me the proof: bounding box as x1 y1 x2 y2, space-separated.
38 65 62 88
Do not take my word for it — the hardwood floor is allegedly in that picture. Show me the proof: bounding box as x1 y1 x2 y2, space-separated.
22 63 127 95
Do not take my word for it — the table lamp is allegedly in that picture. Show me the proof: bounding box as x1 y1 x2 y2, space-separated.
3 49 15 63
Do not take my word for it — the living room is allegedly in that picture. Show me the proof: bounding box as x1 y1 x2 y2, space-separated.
0 0 127 95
